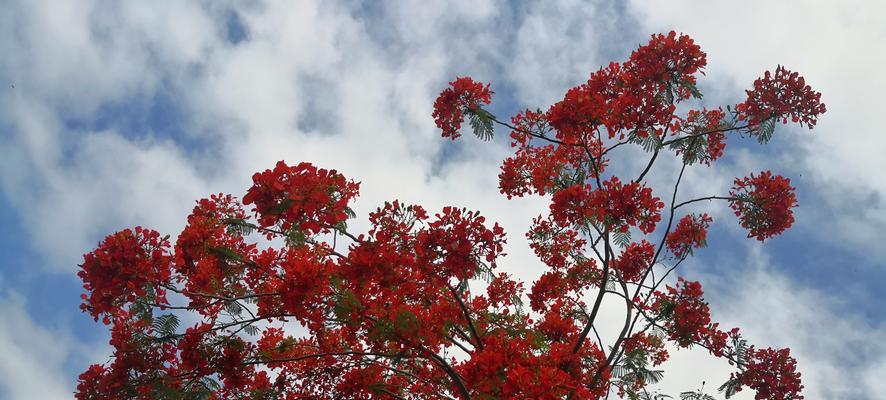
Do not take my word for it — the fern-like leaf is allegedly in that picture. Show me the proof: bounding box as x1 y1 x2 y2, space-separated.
467 107 495 141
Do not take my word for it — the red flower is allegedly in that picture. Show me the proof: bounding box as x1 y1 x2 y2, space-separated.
414 206 506 281
671 108 727 164
729 171 798 241
550 178 663 234
734 347 804 400
243 160 360 235
78 227 172 322
654 278 713 347
666 213 712 258
736 65 826 131
615 240 655 282
547 32 703 141
174 194 257 306
622 332 669 366
627 31 706 96
433 77 493 139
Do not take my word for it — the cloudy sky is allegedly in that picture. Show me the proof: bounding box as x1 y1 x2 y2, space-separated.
1 1 885 399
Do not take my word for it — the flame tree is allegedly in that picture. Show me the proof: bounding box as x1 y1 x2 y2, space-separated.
76 32 824 400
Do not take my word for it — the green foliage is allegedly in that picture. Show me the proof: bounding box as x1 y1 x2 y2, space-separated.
614 349 666 397
224 300 243 317
754 117 777 144
333 289 362 326
152 314 180 342
680 390 716 400
718 377 741 398
285 229 307 248
243 324 260 336
629 131 664 152
266 199 294 216
224 217 255 237
613 229 633 248
467 107 495 141
209 246 243 262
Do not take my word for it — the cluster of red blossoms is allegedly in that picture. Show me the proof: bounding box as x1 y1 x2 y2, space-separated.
736 65 826 131
243 160 360 235
550 178 664 234
432 77 493 139
733 347 804 400
729 171 798 241
77 227 172 324
650 278 737 357
78 31 823 400
666 213 712 258
547 31 705 141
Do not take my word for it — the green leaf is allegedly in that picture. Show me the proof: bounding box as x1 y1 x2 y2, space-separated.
613 230 632 248
285 229 307 248
224 218 255 237
333 289 362 325
467 107 495 141
344 206 357 219
243 324 259 336
209 246 243 262
152 314 180 340
225 300 243 317
394 309 419 336
629 131 663 152
679 79 703 99
755 117 777 144
680 391 715 400
266 198 294 216
718 377 742 398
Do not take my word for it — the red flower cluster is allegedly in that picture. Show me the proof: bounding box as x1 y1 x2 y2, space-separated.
174 194 256 308
736 65 826 130
551 178 664 233
78 227 172 323
547 31 704 140
622 332 669 366
243 160 360 235
432 77 493 139
529 268 596 313
527 216 588 271
498 109 607 199
666 213 712 258
457 331 608 399
596 178 664 234
499 144 560 198
258 246 335 332
628 31 707 97
729 171 798 241
734 347 804 400
670 108 727 165
76 316 174 399
654 278 715 347
615 240 655 282
415 206 506 281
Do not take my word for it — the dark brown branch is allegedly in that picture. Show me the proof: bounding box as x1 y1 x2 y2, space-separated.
447 284 484 350
573 228 611 354
673 195 745 210
635 148 659 183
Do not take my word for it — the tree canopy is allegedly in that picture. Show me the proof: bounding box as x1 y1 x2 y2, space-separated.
76 31 824 400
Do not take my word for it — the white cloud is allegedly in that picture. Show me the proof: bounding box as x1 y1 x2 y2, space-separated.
628 0 886 258
698 246 886 399
0 282 91 400
506 0 642 106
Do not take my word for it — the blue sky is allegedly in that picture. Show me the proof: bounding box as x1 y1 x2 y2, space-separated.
2 1 885 399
